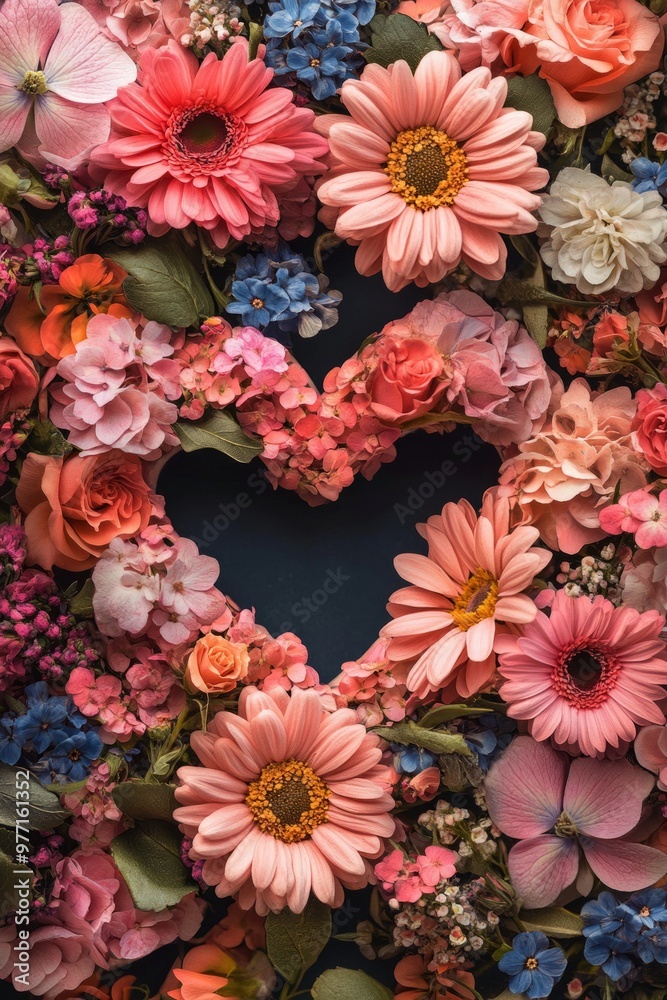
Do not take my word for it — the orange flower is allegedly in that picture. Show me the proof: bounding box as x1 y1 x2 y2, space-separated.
5 254 130 364
168 944 238 1000
395 955 476 1000
184 634 250 694
16 450 153 571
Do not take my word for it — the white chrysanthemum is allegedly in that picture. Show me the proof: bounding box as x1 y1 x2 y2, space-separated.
538 166 667 295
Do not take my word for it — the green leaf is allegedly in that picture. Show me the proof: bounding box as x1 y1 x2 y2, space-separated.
112 783 177 822
107 234 215 328
504 73 556 137
364 13 442 72
266 896 332 986
25 419 73 456
601 153 633 184
152 746 185 779
312 969 393 1000
419 704 493 728
314 231 344 273
0 766 69 831
522 303 549 349
110 819 197 911
373 720 471 757
68 578 95 619
497 278 589 309
174 409 263 463
518 906 584 938
248 21 263 59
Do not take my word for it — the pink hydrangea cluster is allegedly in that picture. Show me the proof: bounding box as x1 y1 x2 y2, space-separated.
0 413 29 487
338 638 411 726
61 761 125 847
600 488 667 549
92 529 229 648
0 846 204 997
376 846 458 904
50 312 182 459
21 237 74 285
79 0 191 55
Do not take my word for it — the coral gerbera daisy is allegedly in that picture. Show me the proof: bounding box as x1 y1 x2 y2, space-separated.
90 40 329 248
315 51 549 291
381 491 551 701
497 589 667 757
173 686 395 914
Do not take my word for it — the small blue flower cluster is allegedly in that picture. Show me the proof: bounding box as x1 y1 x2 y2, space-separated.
263 0 373 100
0 681 103 783
227 242 342 338
582 889 667 982
630 157 667 197
498 931 567 998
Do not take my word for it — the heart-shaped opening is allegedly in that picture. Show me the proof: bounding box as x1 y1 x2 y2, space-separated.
159 247 500 680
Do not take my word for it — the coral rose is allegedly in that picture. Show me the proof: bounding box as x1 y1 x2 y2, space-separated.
633 384 667 476
184 634 250 694
16 450 153 571
0 337 39 421
508 0 664 128
367 336 447 424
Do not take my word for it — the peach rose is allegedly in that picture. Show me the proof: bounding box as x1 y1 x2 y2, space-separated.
16 450 152 571
0 337 39 421
184 633 250 694
633 384 667 477
367 336 447 425
592 310 631 357
508 0 664 127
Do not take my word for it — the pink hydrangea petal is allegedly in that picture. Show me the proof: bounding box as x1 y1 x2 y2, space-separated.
634 724 667 777
580 837 667 892
0 88 31 154
0 0 60 86
485 736 567 839
44 2 136 103
508 834 580 909
563 756 655 839
34 93 111 163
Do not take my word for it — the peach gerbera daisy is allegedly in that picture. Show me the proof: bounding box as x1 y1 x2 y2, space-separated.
381 491 551 700
497 589 667 757
173 686 395 915
90 39 329 248
315 51 549 291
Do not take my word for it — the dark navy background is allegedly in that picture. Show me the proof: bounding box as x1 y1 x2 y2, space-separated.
160 243 500 682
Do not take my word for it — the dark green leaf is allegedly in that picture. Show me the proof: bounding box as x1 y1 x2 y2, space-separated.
25 419 73 456
107 234 215 327
419 704 492 728
248 22 263 59
373 720 471 756
174 409 263 463
497 278 589 308
312 969 393 1000
519 906 584 938
364 14 442 72
68 578 95 619
601 154 633 184
266 897 332 985
0 766 69 831
112 783 177 822
504 73 556 137
522 304 549 349
110 820 197 911
314 231 343 272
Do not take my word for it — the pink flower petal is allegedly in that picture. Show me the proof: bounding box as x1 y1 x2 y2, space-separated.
508 834 580 909
0 0 60 86
581 837 667 892
44 2 136 103
33 93 111 163
563 756 655 839
485 736 566 838
0 88 31 154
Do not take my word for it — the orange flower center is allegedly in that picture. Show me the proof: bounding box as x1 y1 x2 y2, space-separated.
385 126 468 211
451 568 498 631
245 759 330 842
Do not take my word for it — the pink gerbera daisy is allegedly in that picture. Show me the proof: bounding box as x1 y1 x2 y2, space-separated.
90 40 329 248
173 686 395 914
497 589 667 757
315 51 549 291
381 491 551 701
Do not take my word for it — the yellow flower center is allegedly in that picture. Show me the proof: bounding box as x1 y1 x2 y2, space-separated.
245 759 330 843
450 568 498 631
525 957 539 971
19 70 48 96
385 126 468 212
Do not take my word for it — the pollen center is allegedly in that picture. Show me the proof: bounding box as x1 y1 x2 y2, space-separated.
385 126 468 211
245 759 330 843
451 568 498 631
19 70 48 96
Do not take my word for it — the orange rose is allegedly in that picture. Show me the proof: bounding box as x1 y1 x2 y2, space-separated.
0 337 39 421
184 634 250 694
5 254 130 365
367 336 447 425
509 0 664 127
16 450 152 571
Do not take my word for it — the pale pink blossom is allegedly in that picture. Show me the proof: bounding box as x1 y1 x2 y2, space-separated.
0 0 136 167
600 489 667 549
